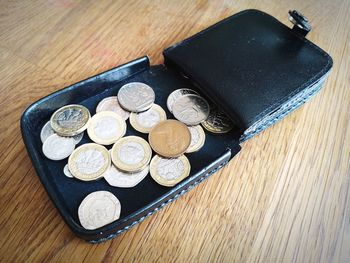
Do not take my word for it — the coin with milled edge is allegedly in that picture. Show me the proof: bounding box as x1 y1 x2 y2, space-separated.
130 104 166 133
104 164 149 188
186 125 205 153
148 120 191 158
51 104 90 136
201 107 234 133
78 191 121 230
68 143 110 181
41 121 84 144
87 111 126 145
150 155 191 187
172 94 210 125
63 164 73 178
111 136 152 172
118 82 155 112
42 134 75 160
96 96 130 120
167 88 199 113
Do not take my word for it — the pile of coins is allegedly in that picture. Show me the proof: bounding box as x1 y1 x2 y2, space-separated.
40 82 233 230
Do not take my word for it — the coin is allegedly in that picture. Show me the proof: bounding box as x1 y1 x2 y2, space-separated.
68 143 110 181
51 104 90 136
104 164 149 188
129 104 167 133
148 120 191 158
150 155 191 187
186 125 205 153
201 107 234 133
172 94 210 125
166 88 199 113
117 82 155 112
96 96 130 120
42 134 75 160
87 111 126 145
40 121 84 144
111 136 152 172
78 191 121 230
63 164 73 178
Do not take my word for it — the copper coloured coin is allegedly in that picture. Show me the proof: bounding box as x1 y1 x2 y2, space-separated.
148 120 191 158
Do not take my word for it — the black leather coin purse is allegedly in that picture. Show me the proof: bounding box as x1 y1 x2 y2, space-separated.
21 9 332 242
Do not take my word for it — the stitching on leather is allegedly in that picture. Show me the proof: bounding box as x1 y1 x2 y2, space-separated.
89 161 228 244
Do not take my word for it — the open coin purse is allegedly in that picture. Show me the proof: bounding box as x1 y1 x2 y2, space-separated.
21 9 332 242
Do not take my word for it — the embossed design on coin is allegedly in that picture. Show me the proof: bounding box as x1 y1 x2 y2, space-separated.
150 155 191 187
172 94 210 125
69 143 110 181
96 96 130 120
63 164 73 178
40 121 84 144
42 134 75 161
117 82 155 112
167 88 198 113
111 136 152 172
186 125 205 153
104 164 149 188
87 111 126 145
78 191 121 230
201 107 234 133
130 104 166 133
148 120 191 158
51 104 90 136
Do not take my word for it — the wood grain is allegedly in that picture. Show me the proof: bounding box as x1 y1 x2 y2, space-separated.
0 0 349 262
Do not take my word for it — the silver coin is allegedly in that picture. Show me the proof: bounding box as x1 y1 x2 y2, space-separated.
96 96 130 120
78 191 121 230
42 134 75 161
167 88 198 113
40 121 83 144
104 164 149 188
172 94 210 125
63 164 73 178
117 82 155 112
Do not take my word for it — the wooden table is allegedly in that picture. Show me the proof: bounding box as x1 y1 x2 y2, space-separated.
1 1 349 262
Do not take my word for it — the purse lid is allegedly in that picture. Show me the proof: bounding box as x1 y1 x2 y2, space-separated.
163 9 333 137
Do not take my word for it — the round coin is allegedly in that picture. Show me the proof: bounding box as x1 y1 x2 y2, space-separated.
117 82 155 112
150 155 191 187
167 88 199 113
104 164 149 188
40 121 84 144
87 111 126 145
129 104 167 133
111 136 152 172
201 107 234 133
42 134 75 160
172 94 210 125
148 120 191 158
96 96 130 120
78 191 121 230
68 143 110 181
63 164 73 178
51 104 90 136
186 125 206 153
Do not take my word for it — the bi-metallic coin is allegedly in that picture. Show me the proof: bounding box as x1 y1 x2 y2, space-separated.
40 121 83 144
130 104 166 133
78 191 121 230
51 104 90 136
172 94 210 125
117 82 155 112
186 125 206 153
96 96 130 120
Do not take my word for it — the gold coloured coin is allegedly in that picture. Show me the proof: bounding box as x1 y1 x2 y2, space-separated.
87 111 126 145
186 125 205 153
150 155 191 187
148 120 191 158
111 136 152 172
201 107 233 133
68 143 110 181
51 104 90 136
130 104 166 133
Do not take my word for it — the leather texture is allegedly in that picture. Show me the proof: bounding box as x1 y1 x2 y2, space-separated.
164 9 333 140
